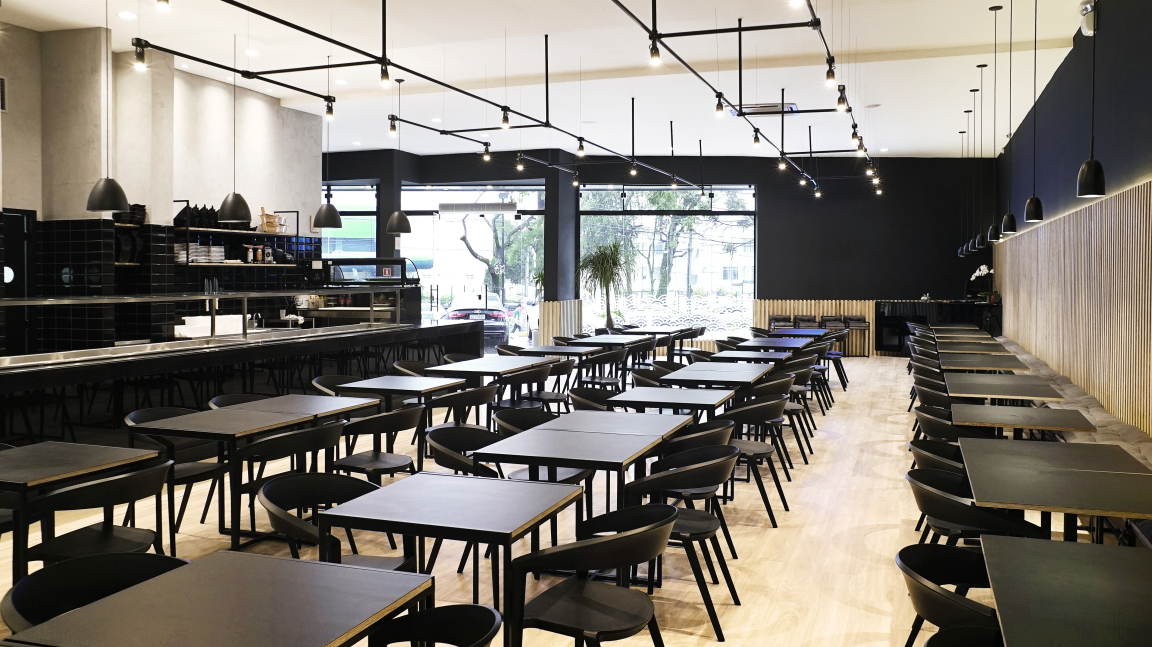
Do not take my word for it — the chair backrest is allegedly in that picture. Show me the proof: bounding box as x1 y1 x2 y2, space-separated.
908 439 965 474
631 338 656 354
548 358 575 377
717 397 788 426
567 387 613 411
625 445 741 504
208 394 268 410
895 544 997 633
494 409 557 436
662 420 734 454
343 406 425 440
425 427 500 477
392 360 431 377
651 360 682 373
444 354 481 364
572 333 592 339
27 460 173 515
233 421 345 464
258 472 377 550
914 407 992 441
426 386 500 414
312 375 359 396
914 385 969 409
551 336 574 346
688 349 714 362
0 553 189 632
630 369 664 387
496 345 523 356
905 468 1046 539
786 366 815 387
913 374 947 391
793 315 818 327
368 605 502 647
511 504 678 576
124 407 197 426
590 348 628 367
496 365 552 388
714 340 738 351
750 374 796 398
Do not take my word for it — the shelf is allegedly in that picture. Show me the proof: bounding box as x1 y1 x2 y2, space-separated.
175 263 298 268
114 262 142 266
114 223 141 228
175 227 315 238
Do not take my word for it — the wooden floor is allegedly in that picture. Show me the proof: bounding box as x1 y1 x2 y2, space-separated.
0 357 967 646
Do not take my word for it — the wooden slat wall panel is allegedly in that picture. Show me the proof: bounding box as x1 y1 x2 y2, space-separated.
995 179 1152 435
539 299 582 345
753 299 876 356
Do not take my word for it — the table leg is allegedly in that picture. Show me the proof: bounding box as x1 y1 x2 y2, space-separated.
12 491 28 583
317 518 330 562
490 543 501 612
403 534 418 571
503 543 516 647
384 394 394 412
529 465 540 553
616 469 627 511
1063 512 1078 542
229 439 241 550
1040 511 1051 539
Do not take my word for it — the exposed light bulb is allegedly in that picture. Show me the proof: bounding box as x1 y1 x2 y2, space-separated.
482 146 491 161
649 41 661 65
872 177 880 185
501 109 510 129
825 66 836 86
630 165 638 176
389 119 397 136
133 47 147 71
576 139 585 156
380 65 391 86
865 167 874 176
836 86 848 112
876 188 883 195
325 102 334 120
814 190 823 198
856 148 865 157
517 161 525 171
671 179 678 187
777 159 787 170
156 0 170 11
850 131 860 146
715 95 724 116
799 178 808 186
753 131 761 147
572 173 580 187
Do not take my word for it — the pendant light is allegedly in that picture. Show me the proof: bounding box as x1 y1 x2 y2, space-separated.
1023 0 1043 222
313 56 342 229
1076 1 1105 198
958 129 967 257
987 5 1003 244
1001 1 1017 234
87 0 131 213
219 36 251 223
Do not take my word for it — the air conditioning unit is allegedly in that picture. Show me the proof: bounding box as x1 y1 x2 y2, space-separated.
738 102 798 117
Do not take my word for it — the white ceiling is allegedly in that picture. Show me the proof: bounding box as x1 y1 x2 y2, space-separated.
0 0 1080 158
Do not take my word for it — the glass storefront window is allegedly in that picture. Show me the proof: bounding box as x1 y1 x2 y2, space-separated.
321 187 377 259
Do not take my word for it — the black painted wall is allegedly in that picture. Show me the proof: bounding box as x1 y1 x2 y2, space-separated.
997 0 1152 230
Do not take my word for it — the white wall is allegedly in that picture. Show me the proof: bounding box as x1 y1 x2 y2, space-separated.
0 22 44 214
173 71 320 229
115 49 174 222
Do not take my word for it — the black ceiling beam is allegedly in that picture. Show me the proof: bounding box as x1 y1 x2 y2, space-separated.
784 149 861 155
253 60 376 76
657 20 814 38
743 107 845 115
443 124 545 135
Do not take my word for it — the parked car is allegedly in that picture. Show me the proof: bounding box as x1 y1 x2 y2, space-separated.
442 294 510 344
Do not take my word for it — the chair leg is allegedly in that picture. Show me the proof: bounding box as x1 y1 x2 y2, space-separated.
763 454 789 512
711 500 739 558
749 461 779 527
199 476 218 524
914 512 926 532
683 542 724 642
905 615 925 647
647 617 666 647
699 540 719 585
710 535 740 605
458 541 473 573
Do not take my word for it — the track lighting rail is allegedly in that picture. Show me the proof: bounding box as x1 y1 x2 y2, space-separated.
656 20 815 39
252 60 375 76
444 124 545 135
388 115 490 147
745 107 845 116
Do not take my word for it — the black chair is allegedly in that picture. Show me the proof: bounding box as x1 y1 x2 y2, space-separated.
906 468 1047 544
426 427 501 478
0 553 188 633
420 386 499 470
767 315 793 331
630 368 665 388
207 393 268 409
551 336 574 346
523 359 575 413
895 544 998 647
392 360 432 377
496 345 524 356
258 472 413 571
568 387 614 411
687 349 714 363
909 439 965 475
334 407 422 484
623 447 741 641
717 398 789 525
914 407 996 443
925 626 1003 647
650 360 682 373
25 460 173 565
368 605 502 647
444 353 482 363
312 375 360 397
126 407 228 556
493 409 557 437
507 504 678 647
493 366 552 411
581 349 628 390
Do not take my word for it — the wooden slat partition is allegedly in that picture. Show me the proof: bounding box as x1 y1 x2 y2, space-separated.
538 299 582 345
754 299 876 356
994 179 1152 435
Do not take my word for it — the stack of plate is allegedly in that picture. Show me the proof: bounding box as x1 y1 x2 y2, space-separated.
208 246 226 263
173 243 188 263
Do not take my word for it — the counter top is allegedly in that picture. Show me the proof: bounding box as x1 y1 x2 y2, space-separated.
0 286 403 307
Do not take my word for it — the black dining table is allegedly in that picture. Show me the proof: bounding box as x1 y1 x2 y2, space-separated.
982 536 1152 647
931 323 981 330
710 350 792 363
737 337 812 352
334 375 466 410
936 341 1011 355
959 438 1152 542
933 332 997 341
945 382 1064 403
766 328 829 337
0 442 159 582
318 472 580 621
563 334 651 350
533 410 693 438
659 363 772 390
938 353 1029 371
951 404 1093 435
135 408 315 549
608 386 735 419
943 373 1048 385
225 394 381 418
617 326 691 336
425 356 555 387
8 551 434 647
518 345 603 376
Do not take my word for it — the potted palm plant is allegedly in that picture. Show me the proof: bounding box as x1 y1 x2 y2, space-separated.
578 240 635 329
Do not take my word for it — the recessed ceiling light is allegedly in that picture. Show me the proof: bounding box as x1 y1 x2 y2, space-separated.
352 141 362 145
226 76 233 82
335 80 347 85
866 104 881 109
430 117 442 123
118 11 137 20
582 120 597 124
245 49 259 57
880 148 889 152
181 64 188 69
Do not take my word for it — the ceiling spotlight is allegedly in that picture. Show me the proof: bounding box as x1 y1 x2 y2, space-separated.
516 153 525 171
836 85 848 112
576 138 585 156
753 131 761 147
875 188 883 195
850 129 860 146
856 148 866 157
630 164 638 176
133 46 147 71
814 190 823 198
380 64 391 86
389 118 397 136
865 167 874 176
872 177 880 185
649 40 661 65
799 178 808 186
156 0 170 10
777 158 787 170
572 173 580 187
671 179 678 187
715 94 724 116
501 109 510 129
825 64 836 86
325 102 334 120
482 145 491 161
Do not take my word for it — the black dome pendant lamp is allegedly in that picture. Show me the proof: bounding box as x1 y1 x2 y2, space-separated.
87 0 130 213
218 36 251 223
384 77 409 234
1021 0 1042 224
1077 1 1105 198
986 5 1003 245
996 3 1014 238
313 57 343 229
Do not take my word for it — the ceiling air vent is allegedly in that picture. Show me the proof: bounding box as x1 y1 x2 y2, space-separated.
0 77 7 113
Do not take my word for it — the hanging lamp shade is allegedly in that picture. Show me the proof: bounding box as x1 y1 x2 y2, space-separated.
1076 158 1105 198
976 233 987 249
86 177 130 212
385 210 411 234
218 192 252 222
313 202 343 229
958 246 966 258
987 222 1001 242
1024 195 1043 222
1002 211 1018 234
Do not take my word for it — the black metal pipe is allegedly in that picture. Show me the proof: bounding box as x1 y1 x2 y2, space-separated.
544 35 550 125
444 124 544 134
658 20 813 38
253 60 374 76
390 115 490 146
744 107 842 115
783 149 859 155
738 19 742 114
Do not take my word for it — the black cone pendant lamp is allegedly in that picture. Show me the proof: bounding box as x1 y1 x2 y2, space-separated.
314 57 343 229
87 0 130 213
218 36 251 223
384 79 411 234
1077 0 1105 198
1021 0 1042 223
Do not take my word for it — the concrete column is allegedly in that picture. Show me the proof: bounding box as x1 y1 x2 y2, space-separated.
115 49 174 222
543 163 578 301
41 27 110 220
0 22 45 214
